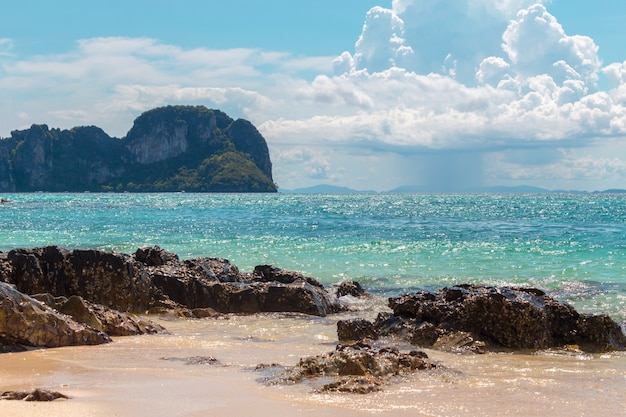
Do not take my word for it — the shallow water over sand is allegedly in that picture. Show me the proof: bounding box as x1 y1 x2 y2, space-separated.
1 314 624 417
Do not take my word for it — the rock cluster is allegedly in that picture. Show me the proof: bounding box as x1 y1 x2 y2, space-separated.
3 246 152 312
261 342 436 394
338 284 626 353
0 281 111 349
0 245 342 351
0 245 340 317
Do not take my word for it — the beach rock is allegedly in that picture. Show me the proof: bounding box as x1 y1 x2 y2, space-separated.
432 331 487 354
0 246 340 317
252 265 325 287
337 318 378 341
336 281 368 298
148 256 245 308
134 245 179 266
1 389 69 401
0 282 111 349
150 261 338 316
265 342 435 393
163 279 336 316
371 284 626 353
32 294 166 336
160 355 220 365
0 344 27 353
3 246 153 312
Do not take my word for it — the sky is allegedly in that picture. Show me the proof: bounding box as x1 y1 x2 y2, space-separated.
3 1 626 192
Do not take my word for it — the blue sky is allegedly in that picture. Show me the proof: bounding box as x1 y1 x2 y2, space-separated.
3 0 626 191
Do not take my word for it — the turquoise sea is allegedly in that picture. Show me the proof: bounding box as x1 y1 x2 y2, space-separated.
1 192 625 322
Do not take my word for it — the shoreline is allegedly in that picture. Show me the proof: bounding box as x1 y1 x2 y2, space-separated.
1 245 626 415
1 314 625 417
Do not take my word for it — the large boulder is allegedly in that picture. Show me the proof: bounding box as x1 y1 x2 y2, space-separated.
3 246 153 312
0 282 111 349
340 284 626 353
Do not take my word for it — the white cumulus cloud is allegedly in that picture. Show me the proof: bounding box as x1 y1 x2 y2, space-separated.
261 2 626 190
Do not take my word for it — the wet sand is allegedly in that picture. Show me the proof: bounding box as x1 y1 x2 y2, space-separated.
1 314 625 417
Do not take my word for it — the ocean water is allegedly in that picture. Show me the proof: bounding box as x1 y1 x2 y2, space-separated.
1 192 626 417
1 192 625 321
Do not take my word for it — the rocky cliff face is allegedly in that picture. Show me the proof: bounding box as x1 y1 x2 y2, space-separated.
125 106 216 164
0 141 15 192
227 119 273 180
10 124 54 190
0 105 276 192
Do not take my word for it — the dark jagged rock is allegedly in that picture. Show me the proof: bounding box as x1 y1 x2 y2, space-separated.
0 344 27 353
0 105 276 192
1 389 69 401
152 271 336 316
344 284 626 353
148 257 338 316
4 246 153 312
337 318 378 341
336 281 368 298
1 246 341 318
0 282 111 349
252 265 325 287
263 342 436 393
32 293 166 336
135 246 179 266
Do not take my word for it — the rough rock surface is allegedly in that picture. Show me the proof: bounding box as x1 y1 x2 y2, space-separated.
335 281 369 298
0 245 340 317
139 250 340 316
1 389 69 401
3 246 153 312
337 318 378 341
338 284 626 353
0 282 111 349
262 342 436 394
150 260 337 316
32 293 166 336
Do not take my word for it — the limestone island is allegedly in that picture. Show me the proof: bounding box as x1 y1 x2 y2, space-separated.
0 105 276 192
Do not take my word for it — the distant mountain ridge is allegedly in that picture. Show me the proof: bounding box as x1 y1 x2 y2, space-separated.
282 184 376 194
0 105 277 192
282 184 625 194
390 185 624 194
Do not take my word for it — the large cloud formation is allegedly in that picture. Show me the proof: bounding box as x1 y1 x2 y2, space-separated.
263 1 626 190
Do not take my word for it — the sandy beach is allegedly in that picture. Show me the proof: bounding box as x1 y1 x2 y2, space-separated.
1 313 625 417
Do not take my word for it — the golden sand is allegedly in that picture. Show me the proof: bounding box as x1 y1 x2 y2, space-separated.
1 314 625 417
